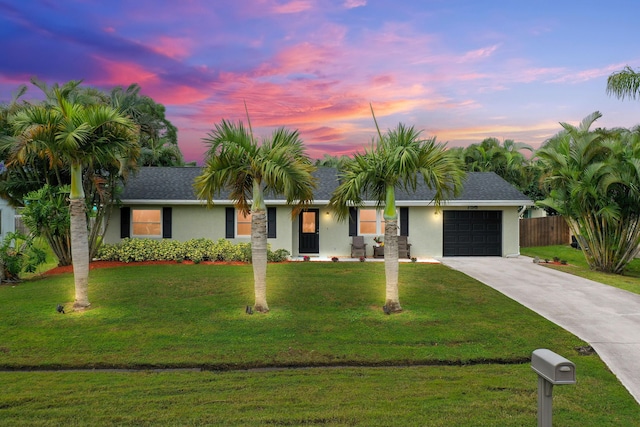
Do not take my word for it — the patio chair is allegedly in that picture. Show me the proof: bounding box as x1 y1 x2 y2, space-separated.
351 236 367 258
398 235 411 259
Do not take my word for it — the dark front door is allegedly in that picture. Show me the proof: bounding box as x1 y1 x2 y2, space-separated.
299 209 319 254
443 210 502 256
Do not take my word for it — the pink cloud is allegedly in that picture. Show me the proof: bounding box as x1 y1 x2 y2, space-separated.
433 121 560 150
459 44 500 62
91 56 209 105
343 0 367 8
271 0 314 14
149 36 193 60
548 62 630 84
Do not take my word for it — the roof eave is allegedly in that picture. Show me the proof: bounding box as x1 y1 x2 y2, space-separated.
119 199 534 207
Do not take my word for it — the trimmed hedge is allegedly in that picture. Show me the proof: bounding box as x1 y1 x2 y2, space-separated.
97 238 290 263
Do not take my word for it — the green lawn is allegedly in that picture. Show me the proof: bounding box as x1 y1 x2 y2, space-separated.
520 245 640 295
1 262 638 426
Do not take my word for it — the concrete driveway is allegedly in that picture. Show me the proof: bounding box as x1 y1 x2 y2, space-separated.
438 255 640 404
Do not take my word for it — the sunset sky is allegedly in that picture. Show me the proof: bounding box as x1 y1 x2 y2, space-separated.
2 0 640 164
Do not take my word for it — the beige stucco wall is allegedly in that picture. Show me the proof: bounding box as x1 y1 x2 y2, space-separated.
104 204 521 259
414 206 521 258
292 206 351 258
103 204 296 255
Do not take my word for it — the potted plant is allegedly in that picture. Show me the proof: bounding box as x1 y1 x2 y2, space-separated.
373 236 384 247
359 256 366 262
332 256 339 262
303 255 310 262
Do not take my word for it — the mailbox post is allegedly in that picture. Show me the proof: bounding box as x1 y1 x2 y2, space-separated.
531 349 576 427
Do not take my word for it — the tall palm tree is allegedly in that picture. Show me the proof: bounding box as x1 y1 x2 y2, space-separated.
329 112 465 313
537 111 640 274
7 87 138 308
194 119 316 313
607 66 640 100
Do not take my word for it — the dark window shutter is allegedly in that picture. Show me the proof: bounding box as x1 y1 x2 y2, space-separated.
267 207 276 238
162 207 172 238
400 207 409 236
348 207 357 236
225 207 235 238
120 207 131 238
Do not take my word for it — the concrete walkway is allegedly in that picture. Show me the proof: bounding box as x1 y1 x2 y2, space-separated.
438 256 640 404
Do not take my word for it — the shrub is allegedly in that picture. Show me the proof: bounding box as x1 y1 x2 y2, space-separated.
0 232 47 282
268 248 290 262
96 238 290 263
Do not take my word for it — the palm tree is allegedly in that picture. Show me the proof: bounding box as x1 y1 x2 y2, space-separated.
537 111 640 274
329 112 465 313
1 80 141 265
7 87 138 309
194 119 316 313
607 66 640 100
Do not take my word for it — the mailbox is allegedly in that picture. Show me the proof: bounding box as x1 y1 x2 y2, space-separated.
531 349 576 385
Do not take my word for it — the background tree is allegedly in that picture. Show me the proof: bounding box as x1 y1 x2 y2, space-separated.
110 84 184 166
537 111 640 274
329 112 465 313
459 137 534 193
195 119 316 313
5 83 139 308
607 66 640 101
314 154 351 169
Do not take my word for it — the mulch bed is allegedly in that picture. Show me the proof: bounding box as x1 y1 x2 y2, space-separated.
43 260 248 276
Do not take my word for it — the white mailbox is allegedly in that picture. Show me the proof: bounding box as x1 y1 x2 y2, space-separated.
531 349 576 385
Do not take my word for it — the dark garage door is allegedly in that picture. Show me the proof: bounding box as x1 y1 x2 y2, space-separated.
443 211 502 256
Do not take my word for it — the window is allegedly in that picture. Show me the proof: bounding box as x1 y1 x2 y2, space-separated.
358 208 403 235
226 208 276 238
237 211 252 236
301 211 316 233
358 209 387 235
359 209 378 234
132 209 162 237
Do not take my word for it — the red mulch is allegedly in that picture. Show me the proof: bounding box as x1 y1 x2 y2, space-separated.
43 260 248 276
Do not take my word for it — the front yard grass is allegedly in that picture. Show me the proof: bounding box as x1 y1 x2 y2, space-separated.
1 262 638 426
520 245 640 295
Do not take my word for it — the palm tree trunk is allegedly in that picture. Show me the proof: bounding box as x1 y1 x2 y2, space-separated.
252 208 269 313
70 197 90 309
384 218 401 312
383 184 401 313
69 163 90 309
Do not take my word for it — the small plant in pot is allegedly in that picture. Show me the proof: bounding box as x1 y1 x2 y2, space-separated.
359 256 365 262
332 256 339 262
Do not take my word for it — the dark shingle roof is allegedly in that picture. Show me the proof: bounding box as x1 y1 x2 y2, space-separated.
120 167 532 205
121 167 205 200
